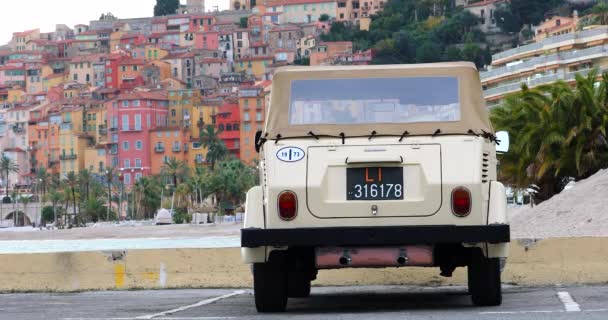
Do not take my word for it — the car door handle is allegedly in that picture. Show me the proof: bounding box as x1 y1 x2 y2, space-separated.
345 155 404 164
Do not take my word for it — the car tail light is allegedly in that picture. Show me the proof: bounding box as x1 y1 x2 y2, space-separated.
451 187 471 217
278 191 298 221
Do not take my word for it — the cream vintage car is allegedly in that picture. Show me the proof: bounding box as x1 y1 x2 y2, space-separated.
241 62 510 312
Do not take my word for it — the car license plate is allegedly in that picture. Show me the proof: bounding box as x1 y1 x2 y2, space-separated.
346 167 403 200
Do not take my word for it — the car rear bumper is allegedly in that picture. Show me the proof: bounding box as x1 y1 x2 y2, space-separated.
241 225 510 248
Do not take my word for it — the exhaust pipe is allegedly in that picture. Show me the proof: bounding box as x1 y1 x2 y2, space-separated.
316 246 434 269
339 256 352 266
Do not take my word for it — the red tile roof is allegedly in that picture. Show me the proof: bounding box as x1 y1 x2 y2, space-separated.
13 29 38 37
118 58 146 66
200 57 226 63
116 90 168 101
44 73 65 80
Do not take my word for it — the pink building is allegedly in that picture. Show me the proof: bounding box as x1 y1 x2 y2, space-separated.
106 90 169 186
195 31 219 50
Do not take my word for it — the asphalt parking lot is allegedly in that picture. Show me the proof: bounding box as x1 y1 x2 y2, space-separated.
1 285 607 320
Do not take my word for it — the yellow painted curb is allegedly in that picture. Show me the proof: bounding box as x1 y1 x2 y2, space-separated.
0 237 606 292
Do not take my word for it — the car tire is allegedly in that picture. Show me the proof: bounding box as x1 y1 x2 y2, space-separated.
288 272 311 298
468 249 502 307
253 253 288 312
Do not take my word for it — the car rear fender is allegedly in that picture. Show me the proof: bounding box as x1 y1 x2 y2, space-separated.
242 186 267 263
468 181 509 258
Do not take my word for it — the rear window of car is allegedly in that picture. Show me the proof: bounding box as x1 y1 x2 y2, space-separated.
289 77 460 125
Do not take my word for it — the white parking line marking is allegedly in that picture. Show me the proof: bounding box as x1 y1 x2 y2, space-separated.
557 291 581 312
135 290 246 319
64 318 236 320
480 310 562 315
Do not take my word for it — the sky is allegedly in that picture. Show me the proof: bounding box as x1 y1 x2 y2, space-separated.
0 0 229 45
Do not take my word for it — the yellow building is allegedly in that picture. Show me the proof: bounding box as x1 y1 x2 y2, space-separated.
234 56 273 79
84 147 107 174
58 106 92 176
168 88 201 128
187 99 221 168
145 46 169 60
110 31 126 51
43 73 66 92
8 87 26 103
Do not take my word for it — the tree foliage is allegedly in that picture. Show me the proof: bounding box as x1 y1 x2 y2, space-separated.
495 0 565 33
491 70 608 201
154 0 180 16
0 154 19 197
200 124 228 170
320 2 490 67
207 159 256 212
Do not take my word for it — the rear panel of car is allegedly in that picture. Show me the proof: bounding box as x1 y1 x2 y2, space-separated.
261 136 497 229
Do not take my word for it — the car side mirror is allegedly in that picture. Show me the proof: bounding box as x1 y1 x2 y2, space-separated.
254 130 264 153
496 131 509 153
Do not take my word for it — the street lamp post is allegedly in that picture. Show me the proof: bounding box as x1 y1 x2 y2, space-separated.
119 168 124 220
105 170 111 221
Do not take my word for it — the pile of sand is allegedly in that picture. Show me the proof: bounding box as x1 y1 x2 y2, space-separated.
509 168 608 239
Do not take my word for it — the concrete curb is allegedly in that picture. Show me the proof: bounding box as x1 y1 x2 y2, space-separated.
1 237 607 292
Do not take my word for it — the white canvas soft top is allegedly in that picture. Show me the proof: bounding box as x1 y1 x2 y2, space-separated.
264 62 493 139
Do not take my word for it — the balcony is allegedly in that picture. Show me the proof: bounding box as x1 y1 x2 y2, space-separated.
109 127 119 132
155 146 165 153
121 127 142 132
99 126 108 135
492 26 608 65
48 159 59 167
12 126 25 134
481 44 608 82
483 67 605 99
60 154 77 160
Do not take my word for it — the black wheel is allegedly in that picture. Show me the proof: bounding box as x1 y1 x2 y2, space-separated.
468 249 502 306
253 253 288 312
288 272 311 298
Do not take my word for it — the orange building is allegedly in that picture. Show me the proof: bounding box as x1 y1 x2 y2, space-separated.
28 117 61 175
238 84 268 165
118 58 145 90
310 41 353 66
149 127 190 176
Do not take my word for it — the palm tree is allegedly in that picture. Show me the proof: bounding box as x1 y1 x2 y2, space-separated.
64 172 78 226
79 169 92 202
0 154 19 198
491 69 608 201
36 167 50 199
162 157 188 187
591 1 608 25
199 124 228 170
48 190 62 226
134 177 161 219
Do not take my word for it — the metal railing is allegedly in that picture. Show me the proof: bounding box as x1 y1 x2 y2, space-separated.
483 68 603 98
492 26 608 62
60 154 77 160
482 45 608 81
